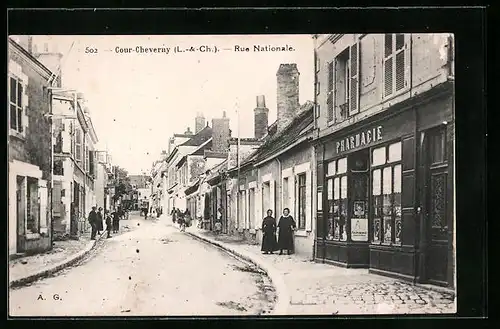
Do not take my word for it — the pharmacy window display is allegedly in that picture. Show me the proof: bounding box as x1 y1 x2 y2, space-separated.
326 157 348 241
371 141 402 245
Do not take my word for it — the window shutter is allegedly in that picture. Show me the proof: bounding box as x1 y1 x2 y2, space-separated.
327 61 334 122
255 186 262 229
404 34 411 89
22 89 29 133
293 175 298 219
384 34 394 98
38 180 48 232
270 180 276 217
349 42 360 115
305 170 312 232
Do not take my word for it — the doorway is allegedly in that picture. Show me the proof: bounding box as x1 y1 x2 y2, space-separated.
420 126 451 286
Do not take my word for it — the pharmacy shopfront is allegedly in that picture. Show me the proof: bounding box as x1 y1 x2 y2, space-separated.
314 90 454 287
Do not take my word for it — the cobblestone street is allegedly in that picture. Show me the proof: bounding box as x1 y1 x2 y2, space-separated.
9 214 275 316
194 228 456 315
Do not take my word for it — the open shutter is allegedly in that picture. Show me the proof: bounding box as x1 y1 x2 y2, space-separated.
305 170 312 232
255 185 262 229
270 180 276 217
349 42 360 115
39 180 48 234
327 61 334 122
293 175 298 219
383 34 394 98
404 34 411 90
22 88 29 132
245 191 249 229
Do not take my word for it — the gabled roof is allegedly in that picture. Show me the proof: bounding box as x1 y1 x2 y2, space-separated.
180 126 212 146
235 101 315 169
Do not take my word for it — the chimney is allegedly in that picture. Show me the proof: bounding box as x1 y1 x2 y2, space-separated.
195 112 206 133
184 127 193 135
277 63 300 132
254 95 269 139
212 111 230 153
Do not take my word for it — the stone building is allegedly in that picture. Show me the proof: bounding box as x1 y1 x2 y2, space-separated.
313 33 455 288
8 37 54 256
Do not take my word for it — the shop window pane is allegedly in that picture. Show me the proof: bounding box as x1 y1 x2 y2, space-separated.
373 218 381 242
383 217 392 243
383 167 392 195
340 199 347 241
372 147 386 166
388 142 402 163
337 157 347 174
340 176 347 198
372 169 381 195
327 161 336 176
334 177 340 199
394 165 402 193
327 179 333 200
327 216 334 240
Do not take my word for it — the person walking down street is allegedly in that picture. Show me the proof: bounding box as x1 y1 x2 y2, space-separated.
97 207 104 235
277 207 296 255
111 208 119 233
261 209 278 254
171 207 177 224
105 210 112 238
88 206 98 240
184 208 191 229
178 209 186 232
144 206 148 219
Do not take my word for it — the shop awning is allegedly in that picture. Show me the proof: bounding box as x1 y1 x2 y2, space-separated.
185 179 200 196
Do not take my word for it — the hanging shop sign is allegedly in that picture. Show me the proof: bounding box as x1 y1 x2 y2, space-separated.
336 125 383 155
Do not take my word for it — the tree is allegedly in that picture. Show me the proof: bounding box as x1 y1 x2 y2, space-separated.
112 166 133 202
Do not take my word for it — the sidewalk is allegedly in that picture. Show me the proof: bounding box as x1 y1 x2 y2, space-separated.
183 223 456 315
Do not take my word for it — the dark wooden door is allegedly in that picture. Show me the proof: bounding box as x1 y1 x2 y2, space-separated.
423 126 450 286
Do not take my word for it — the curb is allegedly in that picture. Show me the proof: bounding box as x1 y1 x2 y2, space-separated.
9 233 103 288
186 231 290 315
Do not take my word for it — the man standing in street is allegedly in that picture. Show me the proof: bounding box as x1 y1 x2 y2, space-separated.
88 206 98 240
97 207 104 235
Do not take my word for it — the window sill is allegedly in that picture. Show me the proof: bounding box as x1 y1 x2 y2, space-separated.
9 129 26 141
25 233 41 240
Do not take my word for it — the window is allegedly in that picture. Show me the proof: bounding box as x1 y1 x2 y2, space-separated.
26 177 40 234
297 174 306 229
384 33 407 97
430 128 447 164
332 42 360 123
326 157 348 241
315 54 320 73
53 159 64 175
371 141 402 244
262 181 271 217
89 150 94 176
85 145 89 172
9 76 24 133
315 104 320 118
282 177 289 210
75 129 82 165
316 81 320 95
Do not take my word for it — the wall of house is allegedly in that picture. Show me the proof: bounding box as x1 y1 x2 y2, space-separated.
316 33 452 136
9 46 52 182
188 155 205 183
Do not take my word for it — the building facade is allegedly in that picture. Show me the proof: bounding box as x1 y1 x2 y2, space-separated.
313 33 455 288
8 38 54 255
51 91 98 237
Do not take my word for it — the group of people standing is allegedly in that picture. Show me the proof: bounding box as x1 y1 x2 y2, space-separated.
88 206 125 240
170 207 192 232
261 207 297 255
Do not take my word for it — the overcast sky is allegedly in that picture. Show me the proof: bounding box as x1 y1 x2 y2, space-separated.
28 35 314 175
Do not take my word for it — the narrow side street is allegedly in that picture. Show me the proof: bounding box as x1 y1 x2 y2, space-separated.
9 213 275 316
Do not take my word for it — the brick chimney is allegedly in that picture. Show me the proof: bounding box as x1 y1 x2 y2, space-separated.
212 111 230 153
254 95 269 139
195 112 206 133
277 63 300 132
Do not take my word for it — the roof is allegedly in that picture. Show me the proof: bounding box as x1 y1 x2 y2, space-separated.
236 101 315 168
180 126 212 146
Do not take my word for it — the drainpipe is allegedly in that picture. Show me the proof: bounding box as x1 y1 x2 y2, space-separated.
275 158 282 217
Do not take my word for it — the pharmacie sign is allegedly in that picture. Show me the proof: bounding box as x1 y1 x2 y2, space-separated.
336 125 383 154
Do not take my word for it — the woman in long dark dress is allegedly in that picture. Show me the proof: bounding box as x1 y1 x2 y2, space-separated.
261 209 278 254
277 208 296 255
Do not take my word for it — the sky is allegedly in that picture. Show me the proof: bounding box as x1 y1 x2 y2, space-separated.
26 35 314 175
